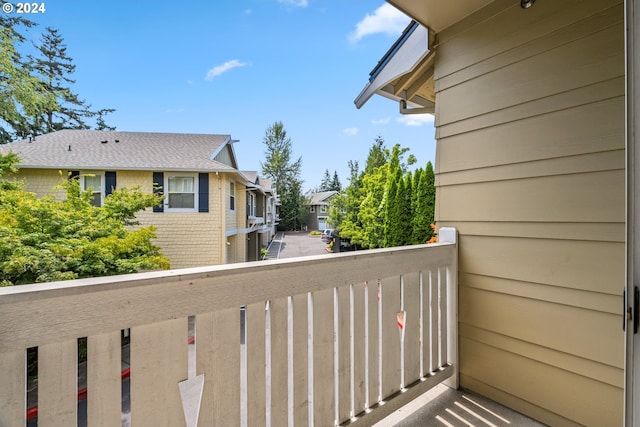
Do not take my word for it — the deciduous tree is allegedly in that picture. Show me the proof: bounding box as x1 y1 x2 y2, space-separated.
0 154 169 286
260 121 305 230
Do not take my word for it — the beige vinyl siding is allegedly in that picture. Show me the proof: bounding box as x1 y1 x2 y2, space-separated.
433 0 624 425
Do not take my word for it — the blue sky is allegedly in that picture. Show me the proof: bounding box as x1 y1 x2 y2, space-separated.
14 0 436 191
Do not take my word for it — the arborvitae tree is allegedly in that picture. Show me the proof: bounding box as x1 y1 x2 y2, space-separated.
410 162 436 243
260 121 304 230
424 160 435 226
383 167 400 247
410 168 423 243
400 172 413 245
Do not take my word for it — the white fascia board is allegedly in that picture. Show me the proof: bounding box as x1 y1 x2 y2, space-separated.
354 24 430 109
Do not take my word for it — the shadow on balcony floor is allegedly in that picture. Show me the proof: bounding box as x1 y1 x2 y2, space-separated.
374 384 547 427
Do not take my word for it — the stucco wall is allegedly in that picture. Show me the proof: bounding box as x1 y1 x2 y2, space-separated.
434 0 624 425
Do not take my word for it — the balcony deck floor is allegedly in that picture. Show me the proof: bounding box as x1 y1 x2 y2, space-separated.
374 384 547 427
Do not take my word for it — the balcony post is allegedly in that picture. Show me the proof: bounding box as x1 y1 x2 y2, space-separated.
439 227 459 389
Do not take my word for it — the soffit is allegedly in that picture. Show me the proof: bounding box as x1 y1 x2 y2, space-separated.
387 0 494 32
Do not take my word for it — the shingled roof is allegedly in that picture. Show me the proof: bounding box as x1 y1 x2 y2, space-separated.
0 130 240 172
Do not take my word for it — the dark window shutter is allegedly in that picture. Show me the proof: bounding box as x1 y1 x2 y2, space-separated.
105 171 116 196
153 172 164 213
198 173 209 213
69 170 80 181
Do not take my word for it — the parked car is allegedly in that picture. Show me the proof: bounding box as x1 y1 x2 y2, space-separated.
321 229 333 242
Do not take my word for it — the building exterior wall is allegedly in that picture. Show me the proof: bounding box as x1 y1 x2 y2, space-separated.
15 168 245 269
433 0 624 425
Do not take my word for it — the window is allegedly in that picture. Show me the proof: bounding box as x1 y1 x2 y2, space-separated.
310 206 315 213
153 172 208 213
248 192 256 217
81 173 104 207
230 182 236 211
165 174 197 212
320 205 327 213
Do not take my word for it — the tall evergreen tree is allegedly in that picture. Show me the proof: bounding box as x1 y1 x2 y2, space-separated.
319 169 332 191
400 172 413 245
0 17 56 143
28 27 109 135
383 167 400 247
260 121 304 230
410 162 436 243
330 171 342 191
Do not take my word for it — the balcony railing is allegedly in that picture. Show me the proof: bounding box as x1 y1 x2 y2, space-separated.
0 229 457 427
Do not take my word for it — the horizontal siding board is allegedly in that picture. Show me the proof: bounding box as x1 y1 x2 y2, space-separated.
460 323 623 388
459 285 623 367
459 337 623 427
437 23 623 125
437 78 624 140
437 149 624 187
462 272 621 315
458 235 624 295
437 1 623 87
436 221 624 243
438 170 624 223
436 96 624 173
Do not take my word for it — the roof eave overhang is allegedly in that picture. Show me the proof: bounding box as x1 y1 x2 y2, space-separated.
386 0 494 33
354 22 433 110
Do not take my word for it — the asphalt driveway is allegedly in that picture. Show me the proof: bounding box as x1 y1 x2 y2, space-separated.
265 232 329 259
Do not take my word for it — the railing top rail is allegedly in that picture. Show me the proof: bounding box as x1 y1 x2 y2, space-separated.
0 241 456 353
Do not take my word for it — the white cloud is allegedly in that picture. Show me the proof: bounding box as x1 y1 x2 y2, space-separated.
165 108 184 114
343 127 359 136
278 0 308 7
371 117 390 125
349 4 410 43
205 59 249 80
397 114 435 127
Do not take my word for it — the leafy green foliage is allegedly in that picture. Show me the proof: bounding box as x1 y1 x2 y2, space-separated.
0 154 169 286
330 137 436 249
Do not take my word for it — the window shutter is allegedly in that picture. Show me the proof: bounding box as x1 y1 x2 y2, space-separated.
153 172 164 213
105 171 116 196
198 173 209 213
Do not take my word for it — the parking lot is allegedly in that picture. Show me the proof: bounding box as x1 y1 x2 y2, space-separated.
265 232 329 259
